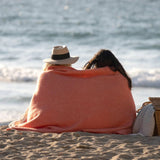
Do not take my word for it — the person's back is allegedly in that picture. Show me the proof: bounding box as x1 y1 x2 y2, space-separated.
9 65 136 134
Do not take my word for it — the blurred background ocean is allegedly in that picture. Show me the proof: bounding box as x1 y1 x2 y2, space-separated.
0 0 160 124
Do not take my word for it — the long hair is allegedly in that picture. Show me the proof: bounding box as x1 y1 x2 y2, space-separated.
83 49 132 89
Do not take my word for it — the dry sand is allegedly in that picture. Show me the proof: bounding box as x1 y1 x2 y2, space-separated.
1 125 160 160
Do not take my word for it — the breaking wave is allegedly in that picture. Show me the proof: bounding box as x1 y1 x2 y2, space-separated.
0 66 160 88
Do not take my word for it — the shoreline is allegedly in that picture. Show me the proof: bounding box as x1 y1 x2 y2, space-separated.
1 125 160 159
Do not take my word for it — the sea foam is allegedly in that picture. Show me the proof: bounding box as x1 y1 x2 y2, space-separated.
0 66 160 88
0 66 40 82
131 69 160 88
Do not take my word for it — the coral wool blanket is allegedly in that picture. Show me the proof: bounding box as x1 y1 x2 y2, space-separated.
9 66 136 134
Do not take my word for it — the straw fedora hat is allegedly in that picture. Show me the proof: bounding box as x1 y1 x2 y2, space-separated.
43 46 79 65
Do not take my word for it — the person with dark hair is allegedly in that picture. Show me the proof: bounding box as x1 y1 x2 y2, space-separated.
83 49 132 89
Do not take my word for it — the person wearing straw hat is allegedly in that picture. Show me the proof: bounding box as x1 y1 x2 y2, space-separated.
43 45 79 71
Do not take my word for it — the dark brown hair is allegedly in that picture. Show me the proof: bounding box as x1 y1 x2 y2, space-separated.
83 49 132 89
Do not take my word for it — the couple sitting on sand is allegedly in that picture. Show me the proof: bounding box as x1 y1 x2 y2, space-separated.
9 46 136 135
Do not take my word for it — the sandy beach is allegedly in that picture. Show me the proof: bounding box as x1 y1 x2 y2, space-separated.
1 126 160 159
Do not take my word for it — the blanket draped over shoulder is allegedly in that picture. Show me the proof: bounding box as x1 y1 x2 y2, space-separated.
9 66 136 134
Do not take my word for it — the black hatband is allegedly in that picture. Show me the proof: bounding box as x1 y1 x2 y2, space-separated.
51 53 70 60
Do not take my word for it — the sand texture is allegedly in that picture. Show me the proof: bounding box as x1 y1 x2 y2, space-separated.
1 126 160 160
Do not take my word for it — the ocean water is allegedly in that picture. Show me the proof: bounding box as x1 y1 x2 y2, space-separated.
0 0 160 124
